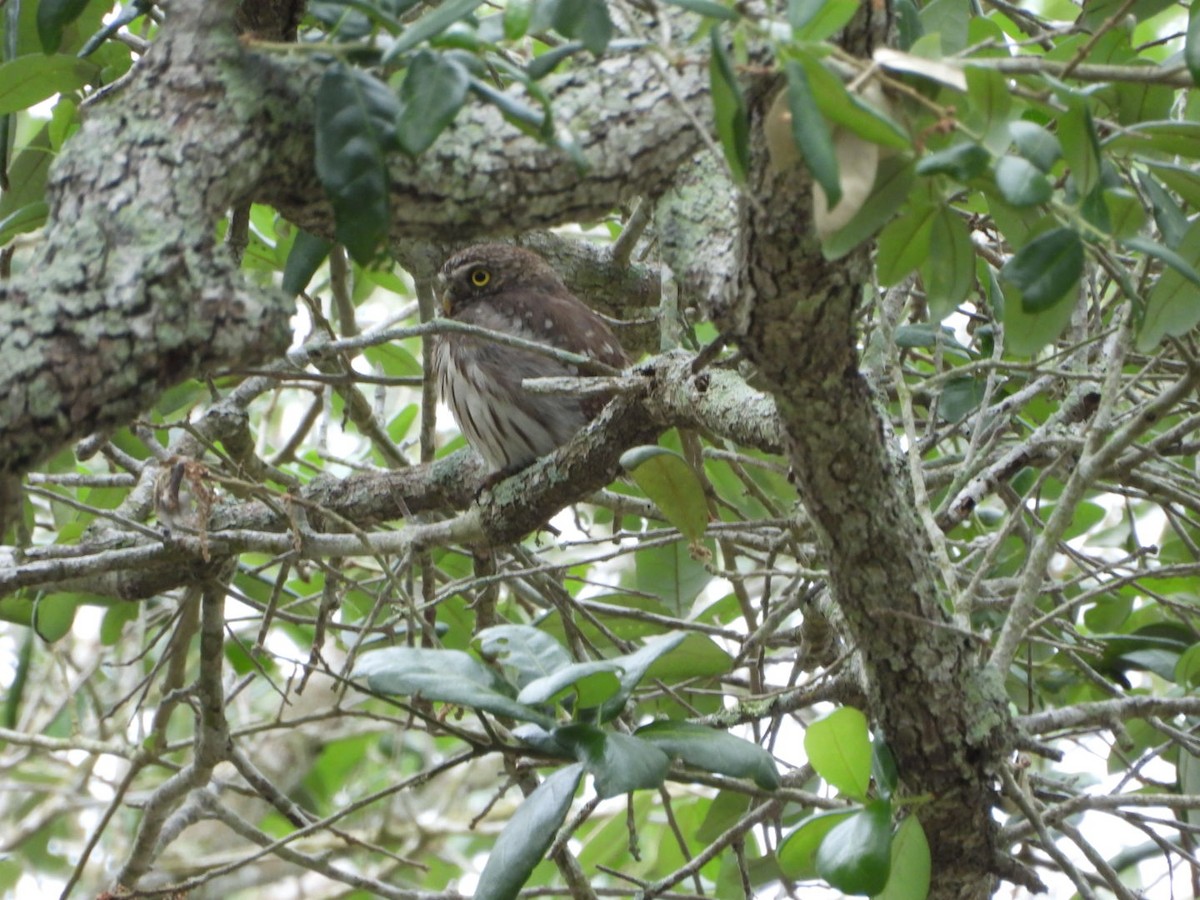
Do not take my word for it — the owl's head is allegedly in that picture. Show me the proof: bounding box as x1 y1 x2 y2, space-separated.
438 244 565 317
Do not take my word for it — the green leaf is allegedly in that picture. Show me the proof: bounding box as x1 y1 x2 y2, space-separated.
1000 227 1083 313
893 323 967 353
1123 235 1200 287
993 155 1051 207
516 660 622 708
1175 644 1200 690
642 632 728 681
0 54 96 114
915 142 989 181
871 738 900 799
353 646 554 727
804 706 872 799
1059 100 1100 197
474 763 583 900
613 632 688 692
1181 747 1200 828
1136 218 1200 350
468 77 545 134
661 0 739 21
383 0 484 61
1000 271 1076 357
1008 120 1061 173
314 63 399 264
36 0 90 53
503 0 533 39
937 376 985 424
876 205 936 286
549 0 612 56
635 720 780 789
99 602 139 646
395 50 469 156
789 51 910 151
620 446 709 542
789 0 859 41
875 815 931 900
783 59 841 207
557 724 670 798
778 809 856 879
32 593 79 643
1186 5 1200 94
709 27 749 183
478 624 572 687
0 123 52 244
822 157 915 260
815 800 894 895
282 231 332 296
1106 122 1200 161
921 206 974 320
697 790 752 842
1136 172 1187 249
0 199 47 246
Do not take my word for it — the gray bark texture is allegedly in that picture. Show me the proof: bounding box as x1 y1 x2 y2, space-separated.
0 1 1012 897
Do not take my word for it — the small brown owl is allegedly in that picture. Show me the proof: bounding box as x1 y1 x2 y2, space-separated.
433 244 629 476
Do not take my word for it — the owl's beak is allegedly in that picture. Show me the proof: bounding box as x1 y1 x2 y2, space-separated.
435 272 453 316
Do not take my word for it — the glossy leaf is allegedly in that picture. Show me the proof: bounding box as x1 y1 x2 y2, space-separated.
503 0 533 39
36 0 90 53
598 631 690 720
1122 235 1200 287
815 800 894 895
1009 120 1061 173
915 142 989 181
549 0 612 56
876 204 935 286
620 446 708 542
937 376 985 424
778 809 856 878
395 51 469 156
635 720 780 789
469 77 545 134
1001 273 1076 357
557 725 670 798
822 157 915 260
804 706 872 799
871 738 900 799
1186 4 1200 91
353 646 554 727
32 593 79 643
474 763 583 900
783 59 841 207
1000 227 1083 313
0 54 95 115
709 27 749 183
875 815 931 900
1137 219 1200 349
478 624 572 686
282 231 332 297
1137 171 1187 249
993 155 1051 207
384 0 483 61
921 206 974 320
516 660 622 708
789 0 859 41
788 51 909 151
1059 101 1100 197
314 64 399 264
662 0 739 21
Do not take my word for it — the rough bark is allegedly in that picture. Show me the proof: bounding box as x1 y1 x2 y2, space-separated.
723 10 1010 900
0 0 712 478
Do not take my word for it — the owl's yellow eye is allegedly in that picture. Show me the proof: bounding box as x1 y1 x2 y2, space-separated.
470 268 491 287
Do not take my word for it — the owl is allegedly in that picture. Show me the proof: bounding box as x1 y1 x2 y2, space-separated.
433 244 629 476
